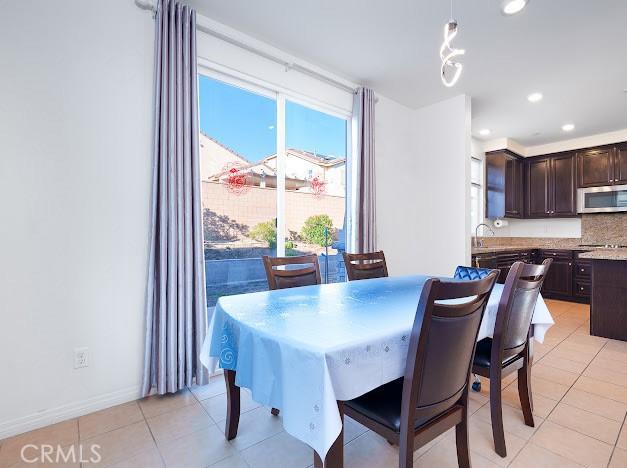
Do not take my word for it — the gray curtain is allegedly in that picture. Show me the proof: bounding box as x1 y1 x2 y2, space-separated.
142 0 208 396
353 88 377 253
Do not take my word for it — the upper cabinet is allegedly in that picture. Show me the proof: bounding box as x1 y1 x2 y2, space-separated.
552 153 577 216
525 152 576 218
505 157 524 217
485 150 523 219
525 158 550 217
484 141 626 220
614 143 627 185
577 147 614 187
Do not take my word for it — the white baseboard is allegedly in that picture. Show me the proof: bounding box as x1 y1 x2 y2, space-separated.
0 386 143 440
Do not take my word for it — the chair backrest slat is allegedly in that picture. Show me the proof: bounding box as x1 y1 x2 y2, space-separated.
343 251 388 281
401 272 498 425
262 254 321 290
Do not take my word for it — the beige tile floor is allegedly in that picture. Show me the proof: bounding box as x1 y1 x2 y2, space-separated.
3 300 627 467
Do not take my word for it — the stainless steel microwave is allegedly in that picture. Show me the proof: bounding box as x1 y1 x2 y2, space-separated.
577 184 627 213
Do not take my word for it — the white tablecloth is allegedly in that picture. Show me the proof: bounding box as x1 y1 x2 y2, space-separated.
199 275 553 459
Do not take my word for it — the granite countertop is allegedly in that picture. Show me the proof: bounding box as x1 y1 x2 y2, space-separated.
471 245 587 255
471 244 627 260
471 246 536 254
578 249 627 261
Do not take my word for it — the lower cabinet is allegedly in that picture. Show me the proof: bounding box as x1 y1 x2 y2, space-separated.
539 250 574 297
573 257 592 299
471 249 590 303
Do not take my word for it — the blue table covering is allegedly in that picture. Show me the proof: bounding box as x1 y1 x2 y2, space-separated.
200 275 553 458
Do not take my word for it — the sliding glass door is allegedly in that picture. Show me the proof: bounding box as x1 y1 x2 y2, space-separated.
199 73 350 305
199 76 278 306
284 100 347 284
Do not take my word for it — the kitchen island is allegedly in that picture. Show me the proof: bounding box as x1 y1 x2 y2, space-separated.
579 250 627 341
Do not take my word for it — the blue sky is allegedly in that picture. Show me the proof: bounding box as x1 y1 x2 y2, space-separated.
199 75 347 162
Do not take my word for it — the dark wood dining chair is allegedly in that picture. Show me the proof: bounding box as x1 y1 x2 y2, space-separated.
343 251 388 280
262 254 321 416
471 259 552 458
344 271 499 468
262 254 321 290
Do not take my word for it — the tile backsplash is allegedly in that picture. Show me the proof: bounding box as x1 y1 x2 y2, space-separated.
474 213 627 246
581 213 627 245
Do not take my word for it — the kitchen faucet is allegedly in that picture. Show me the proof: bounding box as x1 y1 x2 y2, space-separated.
474 223 495 248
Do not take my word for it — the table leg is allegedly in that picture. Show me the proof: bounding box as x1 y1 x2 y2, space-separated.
224 369 240 440
313 402 344 468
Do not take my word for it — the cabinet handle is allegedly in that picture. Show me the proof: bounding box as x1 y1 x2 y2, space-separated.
569 263 572 266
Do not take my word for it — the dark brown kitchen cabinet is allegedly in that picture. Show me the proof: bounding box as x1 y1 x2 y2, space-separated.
525 158 550 217
485 150 523 219
577 147 614 187
614 143 627 185
552 153 577 216
470 248 589 303
540 250 573 297
525 153 576 218
505 158 524 217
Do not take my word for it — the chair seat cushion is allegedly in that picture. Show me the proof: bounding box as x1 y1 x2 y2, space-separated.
344 378 442 433
473 338 522 369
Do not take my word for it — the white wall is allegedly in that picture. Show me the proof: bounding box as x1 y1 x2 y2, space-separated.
0 0 470 438
378 95 471 276
0 0 154 437
195 15 354 115
375 95 414 272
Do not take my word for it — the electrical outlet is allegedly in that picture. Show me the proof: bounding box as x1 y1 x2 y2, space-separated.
74 347 88 369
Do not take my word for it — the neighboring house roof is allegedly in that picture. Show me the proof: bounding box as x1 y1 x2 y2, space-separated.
201 134 345 185
199 132 251 164
208 162 277 181
262 148 345 167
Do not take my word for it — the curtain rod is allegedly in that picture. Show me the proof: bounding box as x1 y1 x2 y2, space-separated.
135 0 359 95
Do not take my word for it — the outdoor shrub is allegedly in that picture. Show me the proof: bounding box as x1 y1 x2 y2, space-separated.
249 219 277 248
301 214 334 247
285 240 295 250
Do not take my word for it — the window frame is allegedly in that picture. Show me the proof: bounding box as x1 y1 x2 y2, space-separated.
197 64 353 257
470 155 484 231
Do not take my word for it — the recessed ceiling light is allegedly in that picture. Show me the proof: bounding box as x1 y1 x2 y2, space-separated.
501 0 529 15
562 123 575 132
527 92 543 103
479 129 491 136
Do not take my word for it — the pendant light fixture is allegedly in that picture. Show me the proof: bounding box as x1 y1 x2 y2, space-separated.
440 0 465 87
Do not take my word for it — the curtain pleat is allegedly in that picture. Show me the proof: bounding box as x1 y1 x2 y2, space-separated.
353 88 377 253
142 0 208 396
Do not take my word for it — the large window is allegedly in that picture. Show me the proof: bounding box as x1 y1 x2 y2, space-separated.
198 74 350 305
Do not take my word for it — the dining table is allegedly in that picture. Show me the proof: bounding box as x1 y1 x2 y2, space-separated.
199 274 554 467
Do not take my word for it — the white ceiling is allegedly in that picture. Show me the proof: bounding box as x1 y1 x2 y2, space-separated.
185 0 627 145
